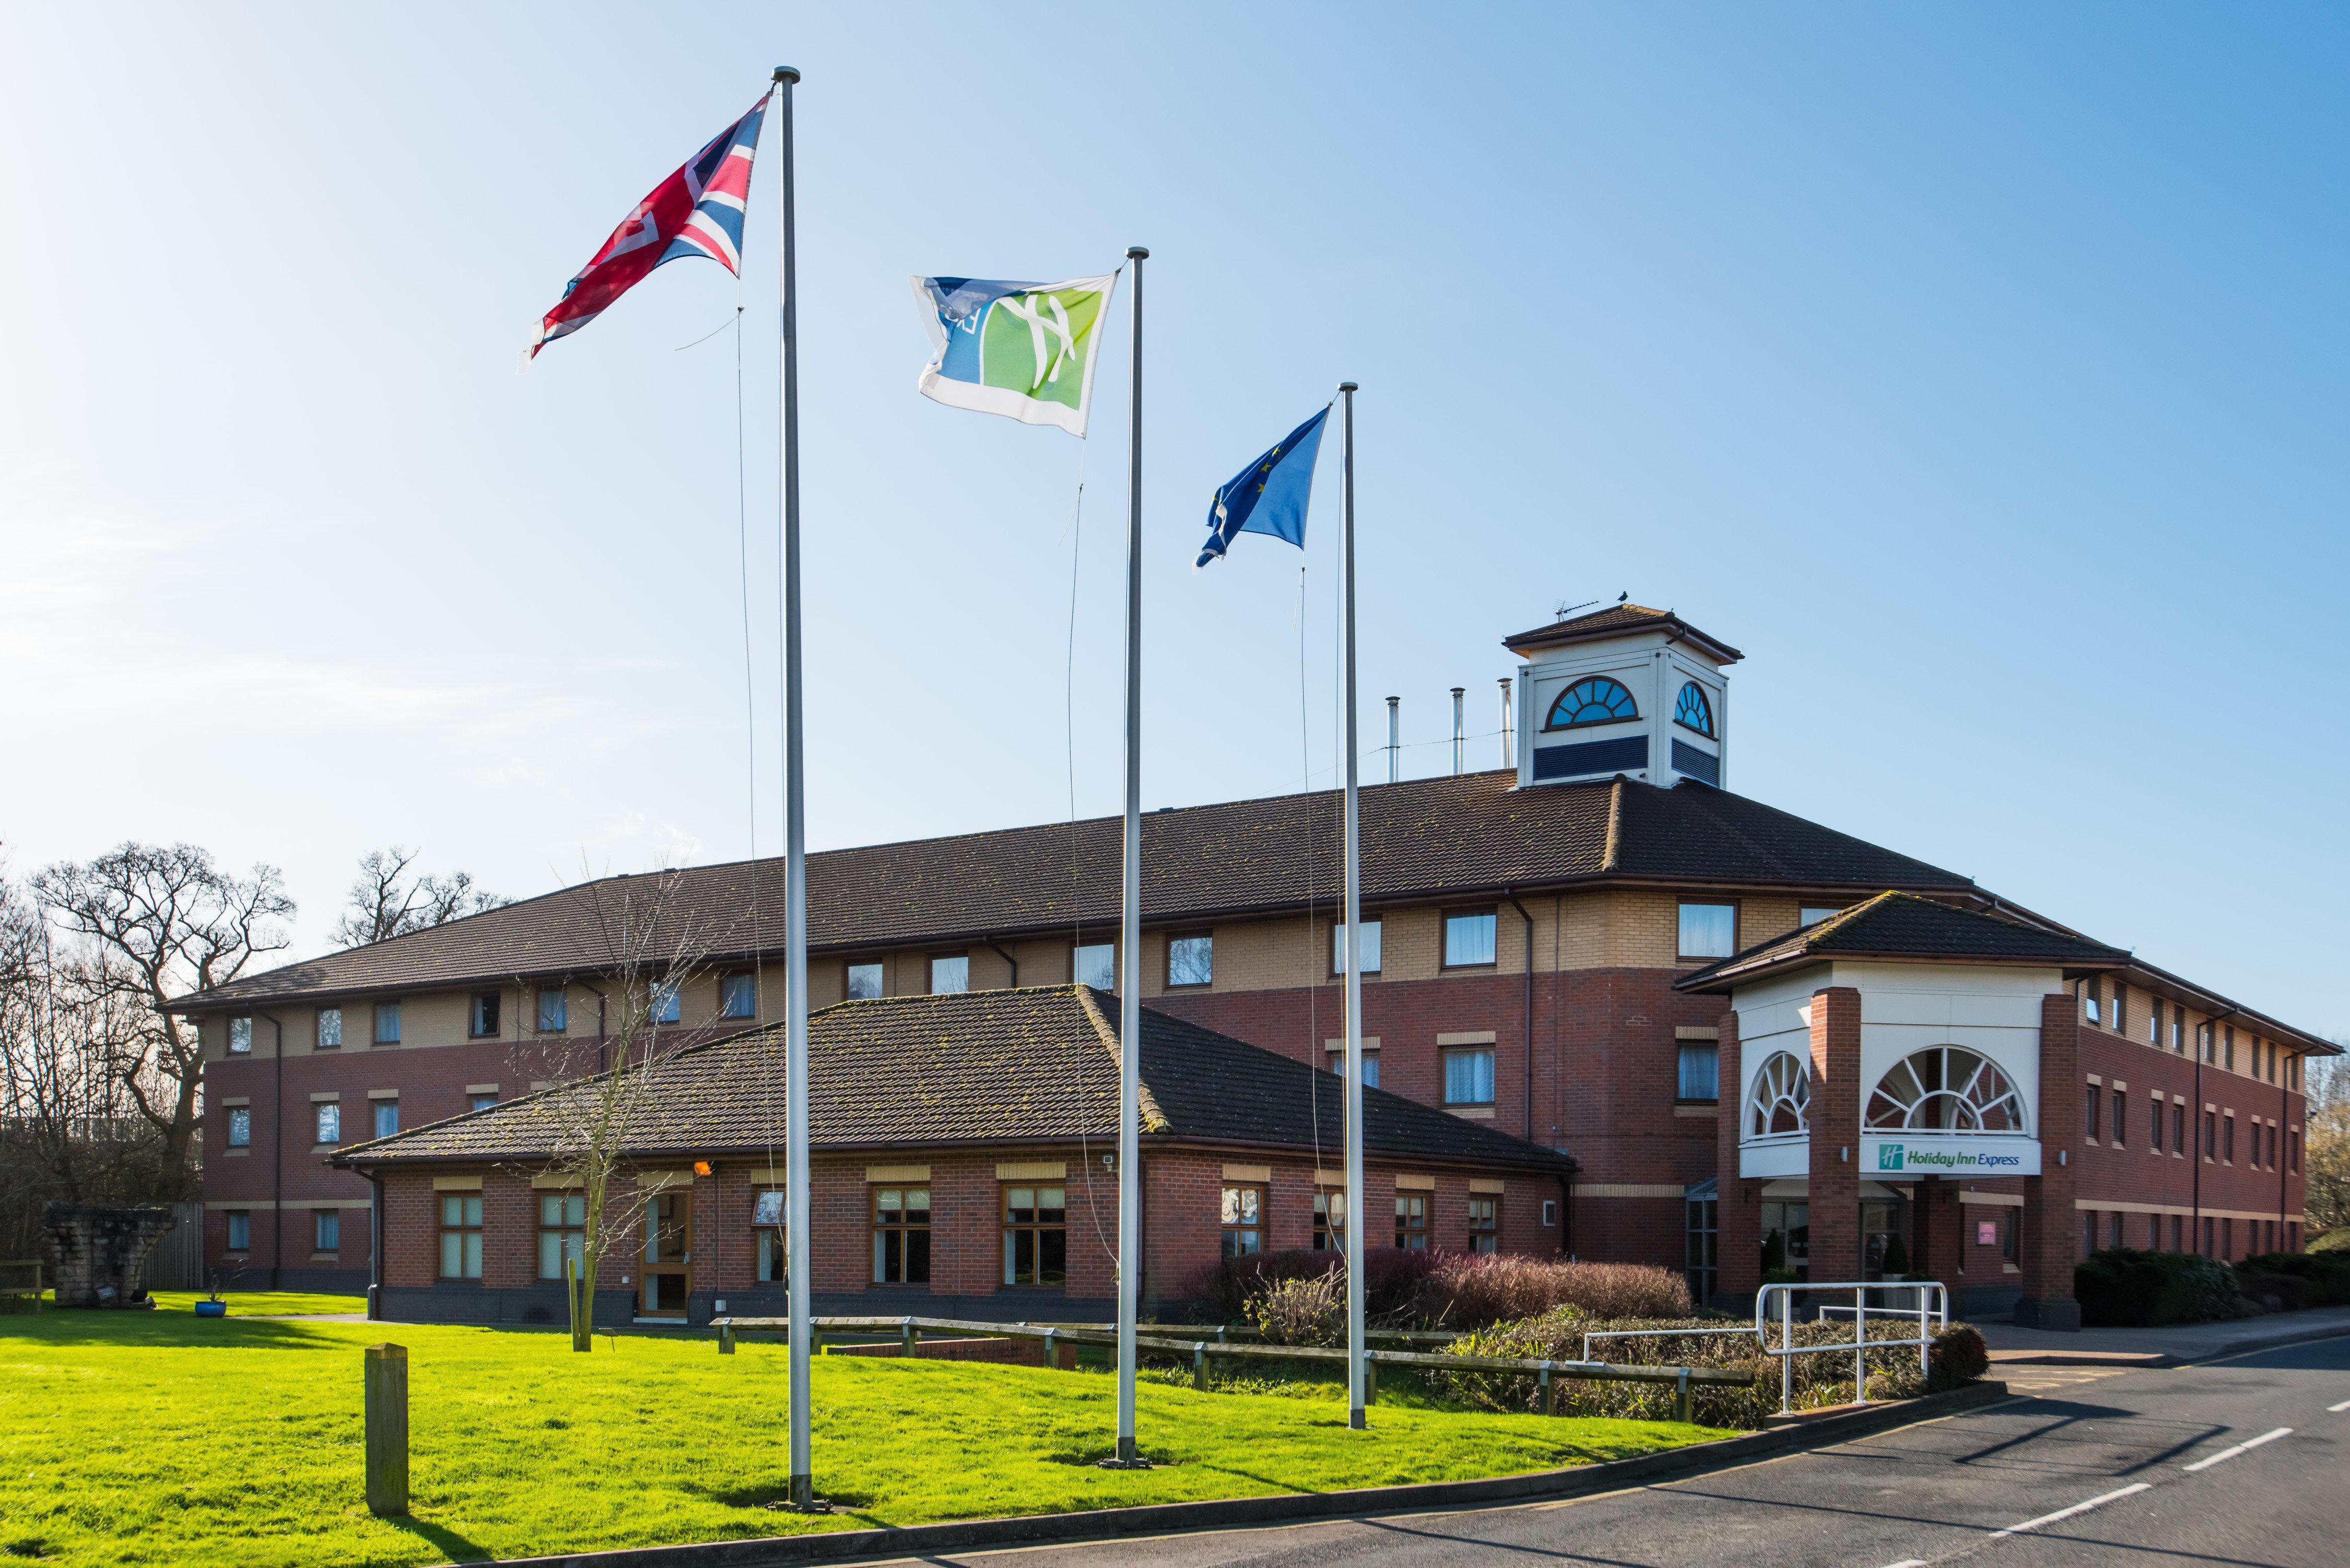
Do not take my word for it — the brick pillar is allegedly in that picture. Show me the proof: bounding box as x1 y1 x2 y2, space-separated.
1909 1175 1954 1298
2015 992 2082 1330
1806 987 1863 1284
1716 1007 1761 1307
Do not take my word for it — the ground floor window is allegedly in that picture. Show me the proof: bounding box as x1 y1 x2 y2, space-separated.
873 1187 931 1284
538 1193 585 1280
1313 1190 1346 1251
1685 1190 1717 1302
1394 1194 1428 1249
1003 1186 1066 1287
1761 1199 1808 1279
1220 1185 1264 1258
439 1195 483 1279
2172 1214 2184 1252
1469 1197 1500 1255
753 1189 786 1282
314 1210 340 1252
2110 1212 2125 1249
226 1210 250 1251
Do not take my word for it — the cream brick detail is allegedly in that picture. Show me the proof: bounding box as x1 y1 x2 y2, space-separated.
1437 1030 1497 1046
1572 1184 1684 1198
1313 1170 1346 1187
1323 1036 1383 1052
1449 1106 1497 1120
1957 1190 2024 1208
205 1200 281 1210
636 1170 694 1190
531 1174 584 1189
1394 1174 1436 1191
465 1083 500 1095
220 1096 250 1107
996 1162 1067 1181
1673 1105 1719 1118
367 1089 399 1100
308 1091 339 1102
1467 1178 1506 1195
1220 1164 1272 1183
1675 1025 1719 1041
865 1165 932 1184
432 1175 483 1192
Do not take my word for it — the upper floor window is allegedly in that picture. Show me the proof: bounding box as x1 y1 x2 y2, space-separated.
2109 983 2127 1035
1443 1046 1496 1105
1865 1046 2026 1133
226 1210 251 1251
314 1102 340 1146
1166 934 1213 988
650 979 682 1024
1676 1040 1719 1102
372 1100 399 1139
1678 901 1736 960
470 1091 498 1113
1443 909 1496 968
1746 1051 1810 1136
1673 681 1715 738
1331 919 1382 975
228 1017 253 1055
314 1210 340 1252
1074 942 1116 991
1799 906 1843 928
316 1008 343 1050
845 962 884 1000
1544 676 1638 731
719 972 756 1019
1330 1048 1381 1087
226 1106 251 1148
372 1001 402 1045
2080 978 2101 1025
535 987 568 1032
469 992 501 1038
930 954 970 995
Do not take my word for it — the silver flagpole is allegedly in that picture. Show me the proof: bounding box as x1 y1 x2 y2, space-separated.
1338 380 1365 1431
773 64 816 1512
1115 243 1147 1467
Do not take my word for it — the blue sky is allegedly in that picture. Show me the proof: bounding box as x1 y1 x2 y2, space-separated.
4 4 2344 1035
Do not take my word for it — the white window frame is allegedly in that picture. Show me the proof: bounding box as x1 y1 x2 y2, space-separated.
845 962 884 1000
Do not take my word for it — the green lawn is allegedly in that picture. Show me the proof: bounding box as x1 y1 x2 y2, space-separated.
146 1290 369 1317
0 1313 1726 1567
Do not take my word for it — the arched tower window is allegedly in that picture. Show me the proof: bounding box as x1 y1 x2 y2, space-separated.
1544 676 1638 731
1674 681 1714 738
1865 1047 2027 1133
1745 1051 1810 1137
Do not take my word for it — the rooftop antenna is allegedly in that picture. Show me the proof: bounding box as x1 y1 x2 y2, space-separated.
1554 591 1628 622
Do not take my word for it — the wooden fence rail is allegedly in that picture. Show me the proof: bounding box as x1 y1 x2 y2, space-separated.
707 1314 1749 1421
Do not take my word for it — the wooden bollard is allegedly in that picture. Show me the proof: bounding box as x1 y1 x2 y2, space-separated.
1537 1363 1553 1416
1192 1343 1209 1391
1673 1367 1692 1424
1362 1353 1378 1407
718 1323 736 1355
364 1343 409 1517
901 1319 918 1358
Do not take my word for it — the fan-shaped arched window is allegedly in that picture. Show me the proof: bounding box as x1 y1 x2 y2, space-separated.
1865 1047 2027 1133
1746 1051 1810 1138
1545 676 1638 731
1674 681 1714 738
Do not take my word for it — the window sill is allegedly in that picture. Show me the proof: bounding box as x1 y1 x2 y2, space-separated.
311 1145 339 1154
1676 956 1733 966
1446 1105 1497 1120
309 1253 339 1263
222 1147 251 1157
1672 1104 1719 1118
370 1042 401 1049
1162 983 1212 992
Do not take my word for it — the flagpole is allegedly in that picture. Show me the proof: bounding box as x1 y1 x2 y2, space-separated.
773 63 816 1512
1338 380 1366 1432
1115 243 1147 1467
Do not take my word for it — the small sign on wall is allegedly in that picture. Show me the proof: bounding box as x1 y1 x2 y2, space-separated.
1977 1220 1998 1246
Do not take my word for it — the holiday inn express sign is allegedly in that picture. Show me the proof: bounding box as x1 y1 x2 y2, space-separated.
1864 1135 2041 1177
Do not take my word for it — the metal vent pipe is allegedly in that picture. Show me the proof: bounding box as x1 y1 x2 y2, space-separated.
1450 687 1465 775
1498 678 1514 770
1386 697 1400 783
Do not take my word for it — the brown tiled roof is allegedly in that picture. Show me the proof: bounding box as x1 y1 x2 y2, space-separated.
183 772 1973 1010
1673 891 2130 993
330 986 1577 1173
1502 603 1743 664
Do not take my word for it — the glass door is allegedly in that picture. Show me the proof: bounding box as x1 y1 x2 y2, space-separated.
641 1192 690 1317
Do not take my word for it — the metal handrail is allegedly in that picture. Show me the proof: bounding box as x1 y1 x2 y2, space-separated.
1753 1280 1948 1416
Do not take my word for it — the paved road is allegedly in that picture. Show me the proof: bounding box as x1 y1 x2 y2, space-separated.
865 1336 2350 1568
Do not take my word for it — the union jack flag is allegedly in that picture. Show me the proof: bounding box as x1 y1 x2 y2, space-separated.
529 93 769 358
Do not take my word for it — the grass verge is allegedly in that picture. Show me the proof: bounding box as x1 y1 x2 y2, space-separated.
0 1312 1726 1566
145 1290 370 1317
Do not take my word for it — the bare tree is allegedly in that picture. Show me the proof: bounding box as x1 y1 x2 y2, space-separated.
334 847 508 948
30 843 293 1178
508 870 733 1351
2306 1050 2348 1241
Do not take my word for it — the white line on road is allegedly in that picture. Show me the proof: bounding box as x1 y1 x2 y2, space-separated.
1988 1482 2152 1538
2181 1426 2292 1472
1876 1560 1929 1567
2329 1399 2350 1413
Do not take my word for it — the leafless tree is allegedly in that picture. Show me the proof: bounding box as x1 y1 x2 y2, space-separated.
2306 1050 2348 1240
334 847 508 948
507 870 738 1351
30 843 293 1178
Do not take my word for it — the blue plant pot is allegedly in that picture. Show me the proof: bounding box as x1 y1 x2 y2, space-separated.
194 1301 228 1318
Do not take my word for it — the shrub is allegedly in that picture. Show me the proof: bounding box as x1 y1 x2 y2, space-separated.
1432 1310 1978 1429
1170 1247 1443 1326
1244 1266 1345 1345
2312 1229 2350 1254
2236 1271 2321 1313
1417 1255 1691 1328
2237 1251 2350 1306
2074 1248 2239 1326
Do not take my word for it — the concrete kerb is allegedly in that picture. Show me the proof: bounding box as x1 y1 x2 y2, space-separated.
485 1381 2012 1568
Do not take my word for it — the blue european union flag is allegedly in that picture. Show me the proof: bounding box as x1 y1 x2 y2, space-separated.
1197 407 1329 569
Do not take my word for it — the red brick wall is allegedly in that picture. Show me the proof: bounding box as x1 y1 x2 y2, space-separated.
2017 994 2079 1317
1715 1006 1759 1302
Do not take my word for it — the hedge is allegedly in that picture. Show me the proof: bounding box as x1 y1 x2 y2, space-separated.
2073 1248 2238 1326
2237 1251 2350 1308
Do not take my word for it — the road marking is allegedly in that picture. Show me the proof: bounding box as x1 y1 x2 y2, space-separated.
2181 1426 2292 1471
1988 1482 2151 1538
1877 1560 1929 1567
2329 1399 2350 1413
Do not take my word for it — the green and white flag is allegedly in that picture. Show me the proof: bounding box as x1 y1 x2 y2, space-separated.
910 273 1118 437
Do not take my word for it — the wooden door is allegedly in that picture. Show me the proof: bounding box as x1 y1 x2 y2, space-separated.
641 1192 690 1317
